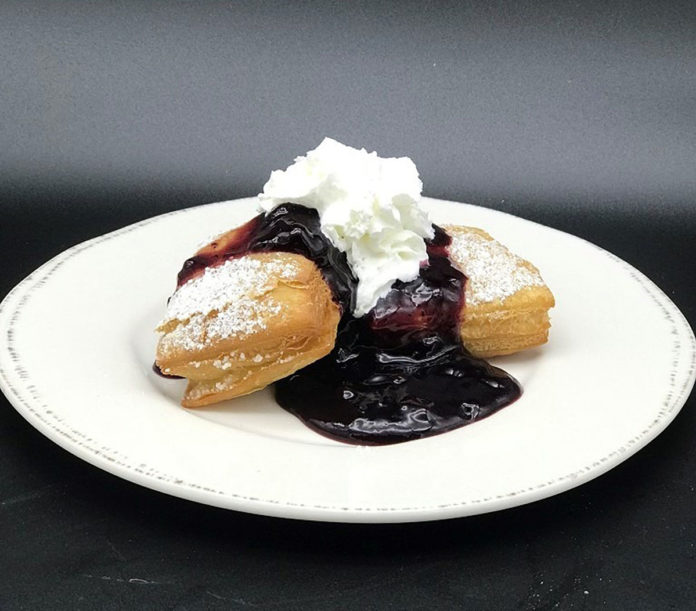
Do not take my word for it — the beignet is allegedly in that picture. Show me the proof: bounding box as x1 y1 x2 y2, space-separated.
155 224 553 407
446 225 555 358
155 252 340 407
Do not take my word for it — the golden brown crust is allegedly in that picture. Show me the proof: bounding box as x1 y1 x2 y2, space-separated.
445 225 555 358
156 226 555 407
155 252 340 407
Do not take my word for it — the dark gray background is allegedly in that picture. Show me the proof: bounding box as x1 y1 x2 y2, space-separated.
1 2 695 609
3 1 695 215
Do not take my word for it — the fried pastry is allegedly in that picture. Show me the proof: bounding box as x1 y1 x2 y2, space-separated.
446 225 555 358
155 252 340 407
156 222 553 409
154 138 557 446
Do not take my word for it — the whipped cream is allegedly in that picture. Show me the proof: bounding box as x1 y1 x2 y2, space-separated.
258 138 433 316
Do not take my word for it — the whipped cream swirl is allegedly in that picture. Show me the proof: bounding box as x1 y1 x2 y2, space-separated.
258 138 433 316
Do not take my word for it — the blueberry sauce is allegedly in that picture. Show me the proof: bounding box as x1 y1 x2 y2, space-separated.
177 204 356 312
152 362 183 379
274 224 521 445
172 204 521 445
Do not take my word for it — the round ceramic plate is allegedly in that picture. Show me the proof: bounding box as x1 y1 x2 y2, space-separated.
0 198 694 523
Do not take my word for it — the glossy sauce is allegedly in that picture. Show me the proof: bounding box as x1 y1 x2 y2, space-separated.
177 204 356 312
174 204 521 445
152 362 183 379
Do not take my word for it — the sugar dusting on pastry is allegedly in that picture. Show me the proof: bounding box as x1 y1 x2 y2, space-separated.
448 229 545 305
162 257 297 322
258 137 433 316
157 257 297 354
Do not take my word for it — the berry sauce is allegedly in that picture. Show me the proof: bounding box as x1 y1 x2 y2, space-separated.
152 362 182 379
173 204 521 445
177 204 356 312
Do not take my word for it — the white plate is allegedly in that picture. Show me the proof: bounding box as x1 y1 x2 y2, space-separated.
1 198 694 523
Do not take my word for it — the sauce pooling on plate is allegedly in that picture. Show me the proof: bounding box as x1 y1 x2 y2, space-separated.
173 204 521 445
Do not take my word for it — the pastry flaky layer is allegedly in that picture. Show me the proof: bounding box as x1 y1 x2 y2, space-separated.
445 225 555 358
155 252 340 407
155 226 554 407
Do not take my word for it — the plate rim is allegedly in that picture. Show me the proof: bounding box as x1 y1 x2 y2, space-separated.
1 197 695 523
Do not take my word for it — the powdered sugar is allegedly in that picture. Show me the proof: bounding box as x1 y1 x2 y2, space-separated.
157 256 296 354
164 257 297 322
449 231 544 305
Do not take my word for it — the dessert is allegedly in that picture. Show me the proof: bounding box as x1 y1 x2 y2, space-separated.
446 226 554 358
155 138 554 444
156 251 340 407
